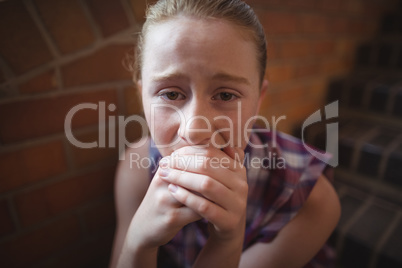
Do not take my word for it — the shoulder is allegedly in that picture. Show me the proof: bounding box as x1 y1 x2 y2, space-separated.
240 175 340 267
244 130 334 239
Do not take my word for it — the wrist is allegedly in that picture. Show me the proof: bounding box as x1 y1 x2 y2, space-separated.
207 218 246 242
208 225 245 248
117 240 158 268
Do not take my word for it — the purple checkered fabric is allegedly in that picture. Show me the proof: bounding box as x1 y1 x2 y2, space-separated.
149 129 334 268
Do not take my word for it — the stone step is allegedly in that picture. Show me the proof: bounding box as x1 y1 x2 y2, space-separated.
331 183 402 268
327 74 402 118
304 116 402 191
380 11 402 35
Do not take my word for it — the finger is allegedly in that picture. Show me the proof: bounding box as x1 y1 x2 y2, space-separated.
160 152 240 173
171 147 235 168
168 184 228 225
152 171 183 208
174 145 245 163
159 167 234 208
170 204 202 225
160 155 242 190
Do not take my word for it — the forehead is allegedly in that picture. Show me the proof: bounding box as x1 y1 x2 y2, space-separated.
141 17 260 86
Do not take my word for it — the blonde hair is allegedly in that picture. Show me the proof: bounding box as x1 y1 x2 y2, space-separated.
134 0 267 85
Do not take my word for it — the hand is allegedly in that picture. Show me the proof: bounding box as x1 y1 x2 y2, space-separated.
125 165 202 250
159 146 248 242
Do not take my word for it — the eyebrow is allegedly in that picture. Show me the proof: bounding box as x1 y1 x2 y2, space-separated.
211 72 250 85
151 71 250 85
151 72 188 83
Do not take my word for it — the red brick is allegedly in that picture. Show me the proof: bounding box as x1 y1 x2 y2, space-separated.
307 78 327 102
279 40 311 59
266 65 294 83
301 14 328 34
336 38 357 58
262 11 299 35
280 85 307 103
0 141 67 193
34 0 95 54
247 0 284 6
286 0 317 10
261 85 307 110
125 86 142 116
0 1 53 74
0 216 82 267
294 63 319 78
19 69 57 94
0 89 118 143
330 17 349 34
70 129 119 168
61 45 133 87
15 166 115 227
84 198 116 236
313 39 335 56
0 199 15 237
285 100 319 124
350 20 376 35
87 0 129 37
342 0 364 14
266 40 281 60
317 0 342 12
40 230 114 268
321 58 352 76
260 91 276 110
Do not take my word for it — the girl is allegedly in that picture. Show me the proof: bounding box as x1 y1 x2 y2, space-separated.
110 0 340 267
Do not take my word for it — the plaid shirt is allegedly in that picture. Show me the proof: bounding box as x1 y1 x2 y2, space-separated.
149 129 334 268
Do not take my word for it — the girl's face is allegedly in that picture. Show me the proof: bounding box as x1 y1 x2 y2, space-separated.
140 17 266 156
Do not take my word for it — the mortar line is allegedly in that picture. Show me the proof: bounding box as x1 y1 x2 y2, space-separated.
0 27 137 91
369 210 402 268
121 0 138 27
24 0 60 59
78 0 103 42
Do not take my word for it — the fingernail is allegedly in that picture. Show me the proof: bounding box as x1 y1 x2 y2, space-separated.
168 184 178 193
159 167 169 178
159 158 169 168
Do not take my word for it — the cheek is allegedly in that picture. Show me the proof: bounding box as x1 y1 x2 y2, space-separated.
143 104 181 144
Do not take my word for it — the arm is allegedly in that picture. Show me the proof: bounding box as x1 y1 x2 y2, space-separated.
110 138 201 268
192 223 245 268
239 175 341 267
109 138 152 268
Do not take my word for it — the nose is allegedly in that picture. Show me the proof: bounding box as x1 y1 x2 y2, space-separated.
178 99 213 146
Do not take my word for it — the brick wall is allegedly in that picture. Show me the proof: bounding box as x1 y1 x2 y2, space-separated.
252 0 398 132
0 0 397 267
